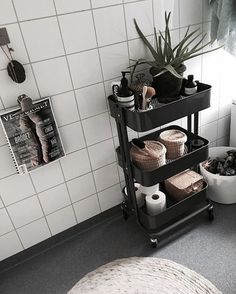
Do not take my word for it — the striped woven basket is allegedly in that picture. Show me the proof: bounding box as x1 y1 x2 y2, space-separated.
159 129 187 159
130 140 166 171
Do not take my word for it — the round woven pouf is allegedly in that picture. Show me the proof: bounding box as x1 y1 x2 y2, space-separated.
68 257 221 294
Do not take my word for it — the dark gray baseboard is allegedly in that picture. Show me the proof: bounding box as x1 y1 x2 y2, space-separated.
0 205 121 274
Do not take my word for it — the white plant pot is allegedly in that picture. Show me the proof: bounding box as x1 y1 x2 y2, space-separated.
200 146 236 204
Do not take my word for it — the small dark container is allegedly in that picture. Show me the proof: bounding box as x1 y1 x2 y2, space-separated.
191 139 205 151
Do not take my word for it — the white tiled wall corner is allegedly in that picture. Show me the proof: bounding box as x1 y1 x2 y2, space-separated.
46 205 76 235
0 0 233 261
67 173 96 203
73 194 101 223
38 183 71 215
17 218 51 248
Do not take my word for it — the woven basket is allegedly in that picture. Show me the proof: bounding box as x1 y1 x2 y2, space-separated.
159 129 187 159
130 140 166 171
165 169 204 201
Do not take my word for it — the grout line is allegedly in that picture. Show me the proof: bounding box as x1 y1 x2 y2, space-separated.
28 174 53 236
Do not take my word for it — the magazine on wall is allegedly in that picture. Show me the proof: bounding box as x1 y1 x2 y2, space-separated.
0 95 65 175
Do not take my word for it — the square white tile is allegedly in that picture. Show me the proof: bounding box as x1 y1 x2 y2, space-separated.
30 161 64 192
38 183 71 215
179 0 203 27
59 121 86 154
21 17 64 62
218 115 230 139
88 138 116 170
98 183 123 211
7 195 43 228
0 24 29 70
217 136 229 146
68 49 103 88
0 145 17 179
0 65 39 108
0 0 17 25
200 120 218 143
59 11 96 54
33 57 72 97
17 218 50 248
73 194 100 223
93 5 126 47
91 0 122 8
93 162 119 192
51 91 80 127
0 231 23 261
203 0 211 22
0 174 35 206
75 83 107 119
54 0 91 14
60 148 91 181
13 0 55 21
46 205 76 235
124 0 153 39
82 112 112 146
99 42 129 80
67 172 96 203
0 208 13 236
153 0 179 31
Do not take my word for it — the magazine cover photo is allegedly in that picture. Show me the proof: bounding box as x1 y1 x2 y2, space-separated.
0 95 65 175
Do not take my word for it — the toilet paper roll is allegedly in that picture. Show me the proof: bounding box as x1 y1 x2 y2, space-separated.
140 184 159 195
124 183 145 207
146 191 166 216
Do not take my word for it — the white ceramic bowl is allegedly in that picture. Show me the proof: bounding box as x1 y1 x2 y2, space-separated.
200 146 236 204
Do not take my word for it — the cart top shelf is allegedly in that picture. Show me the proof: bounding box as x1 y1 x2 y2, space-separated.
108 82 211 132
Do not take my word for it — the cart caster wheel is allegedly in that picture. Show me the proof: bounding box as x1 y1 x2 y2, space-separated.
150 238 158 248
122 209 129 221
208 205 214 221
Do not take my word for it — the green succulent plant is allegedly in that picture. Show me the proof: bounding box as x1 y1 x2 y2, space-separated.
133 12 221 79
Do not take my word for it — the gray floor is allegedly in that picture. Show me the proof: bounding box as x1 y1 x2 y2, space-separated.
0 203 236 294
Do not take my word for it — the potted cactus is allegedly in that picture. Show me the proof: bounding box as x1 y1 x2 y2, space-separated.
133 12 221 103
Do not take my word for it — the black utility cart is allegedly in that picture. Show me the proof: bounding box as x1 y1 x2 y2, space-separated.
108 83 214 248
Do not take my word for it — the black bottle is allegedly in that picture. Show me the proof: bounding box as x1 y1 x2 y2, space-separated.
184 75 197 95
118 71 133 97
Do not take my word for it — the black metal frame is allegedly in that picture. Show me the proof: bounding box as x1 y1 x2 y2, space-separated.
110 83 214 246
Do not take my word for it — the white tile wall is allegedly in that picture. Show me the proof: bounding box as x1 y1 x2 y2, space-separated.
7 195 43 228
0 0 232 261
17 218 51 248
13 0 56 21
46 205 76 235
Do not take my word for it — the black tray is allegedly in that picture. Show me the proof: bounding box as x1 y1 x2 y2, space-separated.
116 125 209 186
108 82 211 132
139 181 208 232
